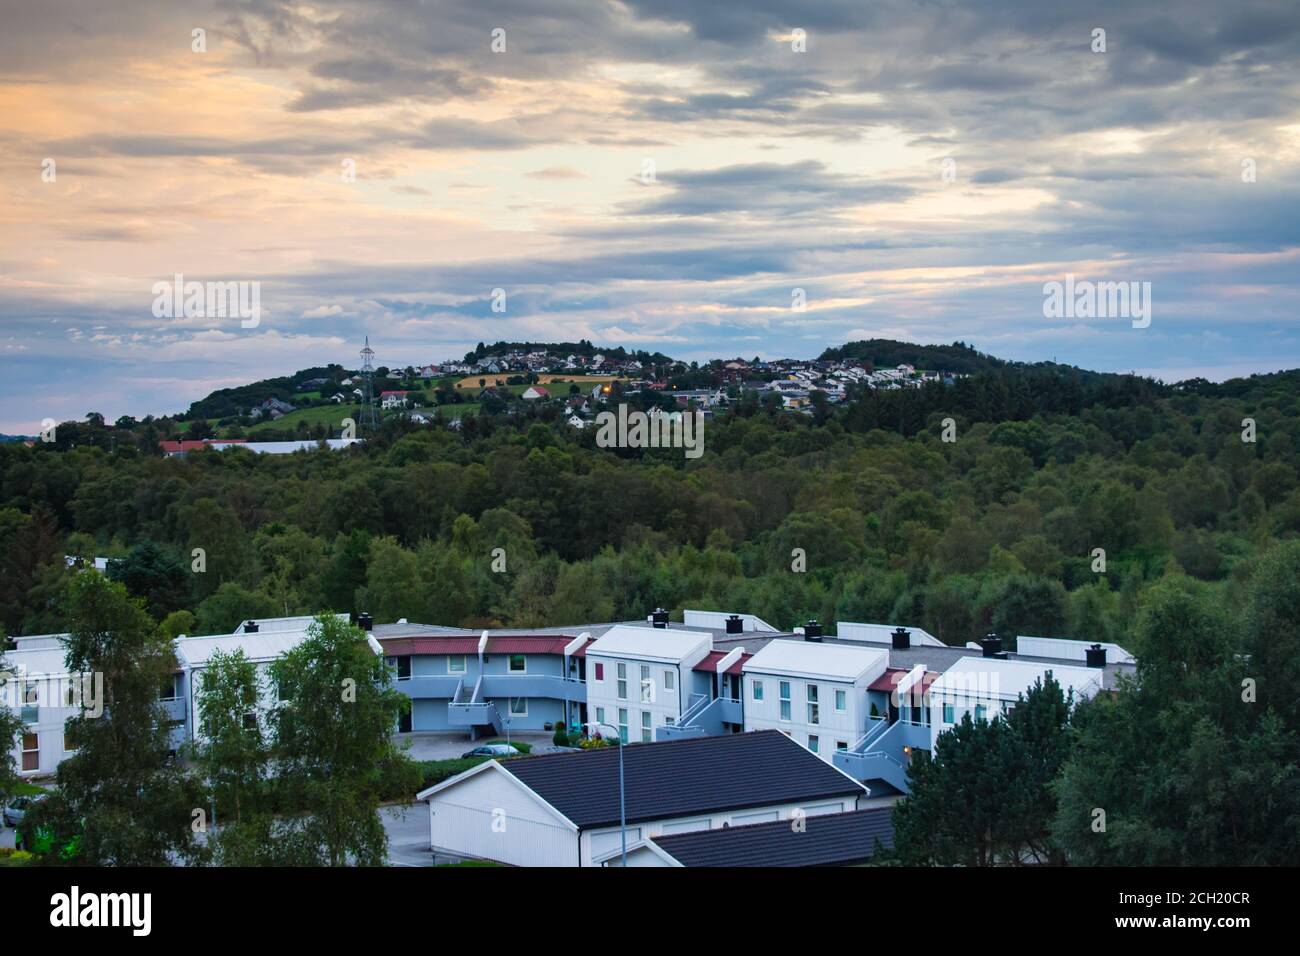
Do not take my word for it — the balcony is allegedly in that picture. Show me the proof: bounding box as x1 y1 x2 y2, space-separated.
832 719 931 794
655 695 743 741
394 673 586 703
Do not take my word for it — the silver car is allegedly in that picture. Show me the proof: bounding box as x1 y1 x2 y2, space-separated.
461 743 520 759
2 793 45 827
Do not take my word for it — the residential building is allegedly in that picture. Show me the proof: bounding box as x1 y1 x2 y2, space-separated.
741 638 889 761
416 730 870 866
584 624 712 742
927 655 1104 751
374 626 593 737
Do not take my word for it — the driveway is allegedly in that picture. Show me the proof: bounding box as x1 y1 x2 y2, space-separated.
394 731 554 761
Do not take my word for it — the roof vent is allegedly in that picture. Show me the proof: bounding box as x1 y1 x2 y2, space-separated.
980 634 1005 658
357 612 373 631
890 627 910 650
1086 643 1107 668
804 620 823 642
651 608 669 628
243 621 259 634
725 614 744 634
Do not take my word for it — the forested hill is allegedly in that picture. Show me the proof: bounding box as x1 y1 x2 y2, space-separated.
186 365 346 420
818 339 1004 374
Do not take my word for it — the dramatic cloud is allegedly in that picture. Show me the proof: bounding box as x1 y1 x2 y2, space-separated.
0 0 1298 431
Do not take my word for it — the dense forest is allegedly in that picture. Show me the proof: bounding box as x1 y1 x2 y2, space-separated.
2 357 1298 648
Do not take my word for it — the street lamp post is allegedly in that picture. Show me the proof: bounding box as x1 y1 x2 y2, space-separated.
586 720 627 866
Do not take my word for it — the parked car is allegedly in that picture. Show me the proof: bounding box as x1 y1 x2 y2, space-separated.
461 743 520 759
2 793 45 828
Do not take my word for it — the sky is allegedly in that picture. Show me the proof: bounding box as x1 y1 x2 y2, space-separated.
2 0 1299 432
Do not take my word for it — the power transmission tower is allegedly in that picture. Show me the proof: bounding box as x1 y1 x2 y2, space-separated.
359 336 380 431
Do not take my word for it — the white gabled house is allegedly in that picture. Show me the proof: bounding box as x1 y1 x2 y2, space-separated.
416 730 869 867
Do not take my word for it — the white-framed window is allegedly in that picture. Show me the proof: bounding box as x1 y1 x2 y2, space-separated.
386 656 411 680
641 711 652 742
595 706 606 726
640 665 652 703
508 654 527 673
779 681 791 721
618 708 628 743
665 716 675 725
807 684 820 725
448 655 467 674
808 734 819 753
63 719 79 754
617 662 628 700
594 662 604 681
664 670 675 692
974 704 987 721
836 740 848 752
21 732 38 772
753 680 764 701
835 689 847 712
942 702 954 723
509 697 527 716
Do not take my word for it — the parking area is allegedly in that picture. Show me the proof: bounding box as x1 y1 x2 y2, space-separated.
395 731 555 761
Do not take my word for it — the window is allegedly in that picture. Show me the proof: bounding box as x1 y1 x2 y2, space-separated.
641 711 652 742
595 706 606 726
509 697 528 716
664 670 675 692
836 740 848 752
387 656 411 680
808 734 819 753
835 689 847 712
752 679 764 701
159 674 181 701
665 716 675 725
974 704 987 722
616 662 627 700
779 681 791 721
63 720 79 753
21 732 38 772
618 708 628 743
447 655 466 674
942 702 954 724
509 654 527 673
398 709 412 733
640 665 652 703
243 712 258 731
806 684 820 725
594 662 605 681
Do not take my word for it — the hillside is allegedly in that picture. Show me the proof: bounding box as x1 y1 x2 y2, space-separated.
818 339 1005 374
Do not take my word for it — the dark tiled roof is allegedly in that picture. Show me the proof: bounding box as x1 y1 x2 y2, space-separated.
502 730 864 830
650 808 894 867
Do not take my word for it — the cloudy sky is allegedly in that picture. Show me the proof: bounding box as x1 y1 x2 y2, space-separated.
2 0 1299 431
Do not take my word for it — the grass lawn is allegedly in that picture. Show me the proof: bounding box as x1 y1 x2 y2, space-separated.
241 404 362 435
7 781 47 797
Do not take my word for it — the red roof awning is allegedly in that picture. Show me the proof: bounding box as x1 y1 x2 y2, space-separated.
693 650 750 675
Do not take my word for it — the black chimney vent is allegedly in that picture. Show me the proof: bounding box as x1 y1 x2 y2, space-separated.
725 614 744 634
652 608 669 628
891 627 910 650
980 633 1004 658
804 620 823 641
244 620 259 634
1085 643 1107 668
357 612 373 631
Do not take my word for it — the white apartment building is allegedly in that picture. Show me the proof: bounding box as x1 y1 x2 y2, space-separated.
742 639 889 761
926 656 1104 750
584 625 712 742
0 642 96 778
